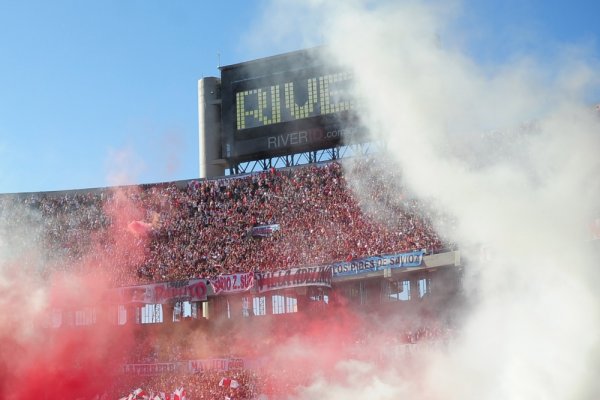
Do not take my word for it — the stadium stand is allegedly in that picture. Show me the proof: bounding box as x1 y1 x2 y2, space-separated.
2 158 452 286
0 157 458 399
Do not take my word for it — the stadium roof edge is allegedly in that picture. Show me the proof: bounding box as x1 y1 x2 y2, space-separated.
0 179 194 198
0 159 346 198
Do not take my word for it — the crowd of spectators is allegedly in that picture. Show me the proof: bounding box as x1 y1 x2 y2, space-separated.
108 368 312 400
0 157 461 400
107 321 452 400
0 157 453 287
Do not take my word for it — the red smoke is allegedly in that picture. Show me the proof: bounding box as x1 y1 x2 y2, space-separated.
0 185 440 399
0 187 149 400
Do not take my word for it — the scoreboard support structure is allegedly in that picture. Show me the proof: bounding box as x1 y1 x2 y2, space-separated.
228 142 376 175
198 77 227 178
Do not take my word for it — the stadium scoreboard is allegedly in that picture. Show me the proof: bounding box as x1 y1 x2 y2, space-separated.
220 48 361 162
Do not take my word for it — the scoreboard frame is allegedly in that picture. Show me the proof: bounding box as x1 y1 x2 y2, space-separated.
219 48 362 163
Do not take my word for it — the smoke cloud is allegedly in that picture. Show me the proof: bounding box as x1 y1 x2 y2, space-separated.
106 147 147 187
251 1 600 399
1 2 598 399
0 189 148 399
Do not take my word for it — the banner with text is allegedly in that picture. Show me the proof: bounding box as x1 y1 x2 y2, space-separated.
122 359 245 376
113 279 208 304
210 272 255 295
332 250 426 277
188 358 245 373
122 363 179 376
256 265 332 293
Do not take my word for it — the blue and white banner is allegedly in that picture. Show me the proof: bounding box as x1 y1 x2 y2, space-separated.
332 250 425 277
251 224 281 238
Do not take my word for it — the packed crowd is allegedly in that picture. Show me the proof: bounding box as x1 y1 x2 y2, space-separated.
109 368 313 400
0 158 453 286
109 321 453 400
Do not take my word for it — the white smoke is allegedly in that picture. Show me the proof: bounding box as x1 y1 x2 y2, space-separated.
251 1 600 399
105 146 147 187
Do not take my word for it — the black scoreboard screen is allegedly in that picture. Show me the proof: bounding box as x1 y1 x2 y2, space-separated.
220 48 362 162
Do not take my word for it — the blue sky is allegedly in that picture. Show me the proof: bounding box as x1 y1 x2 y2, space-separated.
0 0 598 194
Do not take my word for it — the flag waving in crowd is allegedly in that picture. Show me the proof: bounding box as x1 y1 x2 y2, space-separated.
118 387 186 400
118 388 148 400
219 377 240 389
172 387 187 400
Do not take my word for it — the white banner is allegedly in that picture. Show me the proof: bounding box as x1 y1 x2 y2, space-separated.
210 272 254 295
112 279 208 304
255 265 332 293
